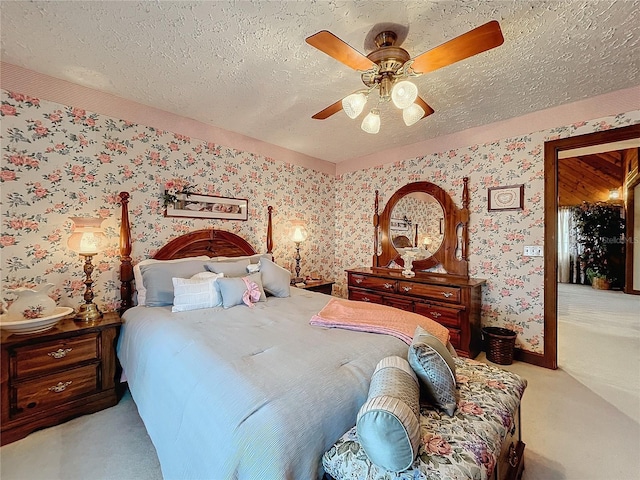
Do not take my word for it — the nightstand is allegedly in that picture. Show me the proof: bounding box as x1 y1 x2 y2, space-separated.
1 311 122 445
295 280 335 295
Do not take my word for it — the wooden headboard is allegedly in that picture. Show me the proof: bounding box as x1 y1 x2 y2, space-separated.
118 191 273 313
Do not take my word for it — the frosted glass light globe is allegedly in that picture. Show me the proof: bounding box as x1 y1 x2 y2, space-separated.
341 92 367 119
402 103 425 126
361 109 380 134
391 80 418 109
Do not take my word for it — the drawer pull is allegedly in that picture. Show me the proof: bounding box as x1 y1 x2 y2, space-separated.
355 278 363 284
508 443 519 468
48 381 73 393
441 292 453 298
48 348 72 359
383 283 394 289
430 311 442 318
362 297 371 302
402 286 412 292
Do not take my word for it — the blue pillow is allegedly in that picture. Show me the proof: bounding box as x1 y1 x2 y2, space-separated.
216 273 266 308
205 259 251 277
408 326 457 416
259 257 291 297
139 259 208 307
356 356 420 472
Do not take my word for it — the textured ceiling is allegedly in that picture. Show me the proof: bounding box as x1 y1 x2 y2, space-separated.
1 1 639 163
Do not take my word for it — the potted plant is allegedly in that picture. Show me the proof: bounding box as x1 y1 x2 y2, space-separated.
572 202 625 289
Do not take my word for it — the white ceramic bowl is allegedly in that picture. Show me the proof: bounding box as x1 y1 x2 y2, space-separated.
0 307 74 335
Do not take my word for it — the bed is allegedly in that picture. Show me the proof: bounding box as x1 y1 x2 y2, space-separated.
115 192 526 480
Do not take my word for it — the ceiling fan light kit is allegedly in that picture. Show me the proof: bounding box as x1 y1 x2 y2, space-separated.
402 103 425 127
391 80 418 109
306 20 504 134
361 109 381 134
342 92 368 119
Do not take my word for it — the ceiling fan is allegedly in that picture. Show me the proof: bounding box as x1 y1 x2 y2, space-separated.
306 21 504 133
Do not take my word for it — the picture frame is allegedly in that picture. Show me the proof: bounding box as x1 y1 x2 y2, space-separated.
390 217 411 232
165 192 248 220
488 184 524 211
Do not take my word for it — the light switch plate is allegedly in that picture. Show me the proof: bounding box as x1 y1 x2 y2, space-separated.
523 246 543 257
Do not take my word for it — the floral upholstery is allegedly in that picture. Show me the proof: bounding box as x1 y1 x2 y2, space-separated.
323 358 527 480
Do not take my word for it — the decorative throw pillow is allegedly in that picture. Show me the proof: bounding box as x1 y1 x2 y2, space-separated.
259 257 291 297
212 253 271 264
205 259 251 277
408 325 457 416
216 272 267 308
137 257 210 307
171 272 223 312
356 356 420 473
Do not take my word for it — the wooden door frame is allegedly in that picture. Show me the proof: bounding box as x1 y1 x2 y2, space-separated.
542 124 640 369
625 171 640 295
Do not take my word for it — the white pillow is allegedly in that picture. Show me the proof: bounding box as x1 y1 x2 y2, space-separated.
134 255 210 306
171 272 224 312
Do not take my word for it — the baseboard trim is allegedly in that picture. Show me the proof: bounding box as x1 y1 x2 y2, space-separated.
514 347 555 369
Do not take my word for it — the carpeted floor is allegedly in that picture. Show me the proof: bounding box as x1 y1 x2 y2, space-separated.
1 283 639 479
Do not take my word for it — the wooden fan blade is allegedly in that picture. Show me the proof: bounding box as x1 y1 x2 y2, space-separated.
306 30 376 71
410 20 504 75
415 97 435 119
312 99 344 120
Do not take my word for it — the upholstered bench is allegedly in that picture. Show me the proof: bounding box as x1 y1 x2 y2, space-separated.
323 357 527 480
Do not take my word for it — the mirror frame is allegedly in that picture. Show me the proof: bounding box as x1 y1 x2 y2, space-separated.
373 179 470 278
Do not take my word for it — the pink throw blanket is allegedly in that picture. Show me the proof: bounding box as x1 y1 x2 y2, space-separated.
310 298 450 346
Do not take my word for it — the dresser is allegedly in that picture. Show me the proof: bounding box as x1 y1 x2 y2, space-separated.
346 268 485 358
1 312 122 445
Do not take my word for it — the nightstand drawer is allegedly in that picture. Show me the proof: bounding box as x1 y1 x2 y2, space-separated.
12 364 100 419
398 281 461 303
348 289 383 304
14 333 99 379
414 303 463 328
349 274 397 293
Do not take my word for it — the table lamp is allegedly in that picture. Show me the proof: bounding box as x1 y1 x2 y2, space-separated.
289 221 308 284
68 217 106 322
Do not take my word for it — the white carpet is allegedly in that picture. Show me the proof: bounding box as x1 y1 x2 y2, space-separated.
2 284 639 479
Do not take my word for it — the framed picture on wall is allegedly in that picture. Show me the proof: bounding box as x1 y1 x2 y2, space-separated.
165 192 248 220
488 184 524 211
390 217 411 231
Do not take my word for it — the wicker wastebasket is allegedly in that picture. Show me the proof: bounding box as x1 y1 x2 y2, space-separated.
482 327 517 365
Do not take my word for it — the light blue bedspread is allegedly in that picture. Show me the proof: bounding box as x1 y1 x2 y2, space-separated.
117 288 408 480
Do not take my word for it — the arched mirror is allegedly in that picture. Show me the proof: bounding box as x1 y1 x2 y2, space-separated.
373 179 470 278
390 192 445 253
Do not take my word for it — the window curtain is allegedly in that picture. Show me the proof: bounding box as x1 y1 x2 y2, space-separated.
558 207 577 283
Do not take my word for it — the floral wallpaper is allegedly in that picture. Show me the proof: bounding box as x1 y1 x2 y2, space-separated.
1 89 335 313
334 111 640 353
1 86 638 356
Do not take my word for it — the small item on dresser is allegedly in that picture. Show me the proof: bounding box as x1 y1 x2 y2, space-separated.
0 283 72 335
0 307 74 335
3 283 57 321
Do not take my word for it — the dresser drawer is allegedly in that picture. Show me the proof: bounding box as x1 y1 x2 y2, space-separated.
349 289 383 304
13 333 99 379
12 364 100 419
383 297 414 312
414 303 463 328
398 281 460 303
349 274 397 293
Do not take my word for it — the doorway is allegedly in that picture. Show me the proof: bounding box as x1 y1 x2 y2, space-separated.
542 124 640 369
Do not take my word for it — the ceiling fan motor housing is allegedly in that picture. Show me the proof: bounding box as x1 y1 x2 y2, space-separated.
361 31 411 100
